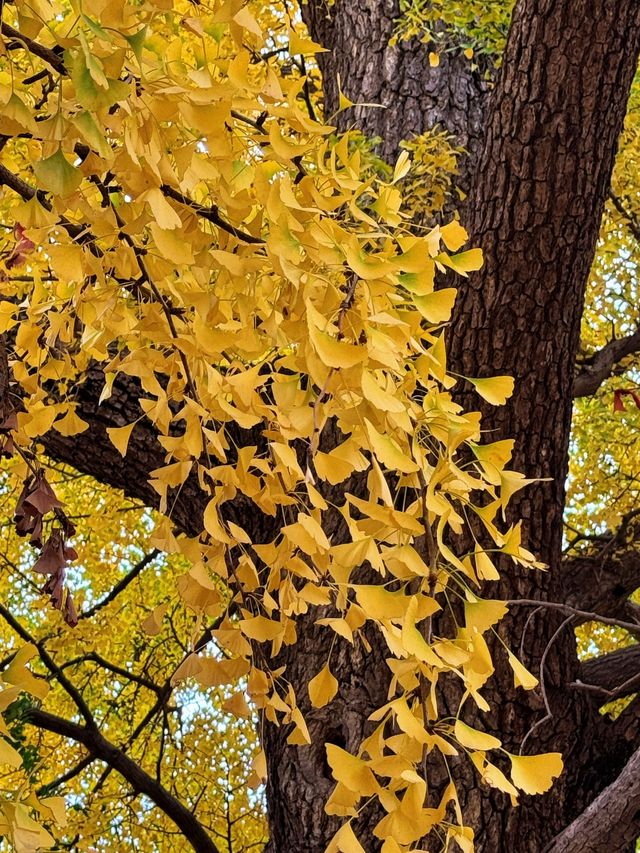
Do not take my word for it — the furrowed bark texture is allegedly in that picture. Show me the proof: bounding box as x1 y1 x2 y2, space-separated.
300 0 488 193
543 745 640 853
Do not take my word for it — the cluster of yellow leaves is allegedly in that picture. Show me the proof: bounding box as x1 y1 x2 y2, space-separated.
0 644 67 852
399 130 465 224
0 462 266 851
569 71 640 535
390 0 513 62
0 0 562 848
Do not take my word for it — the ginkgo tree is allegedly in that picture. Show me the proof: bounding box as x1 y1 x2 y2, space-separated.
0 0 639 851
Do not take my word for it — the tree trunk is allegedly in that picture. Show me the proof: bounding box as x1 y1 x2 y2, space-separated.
300 0 489 193
263 1 640 850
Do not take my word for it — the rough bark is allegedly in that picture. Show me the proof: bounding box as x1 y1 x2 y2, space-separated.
561 545 640 619
300 0 489 193
543 745 640 853
443 0 640 845
578 644 640 698
40 366 276 547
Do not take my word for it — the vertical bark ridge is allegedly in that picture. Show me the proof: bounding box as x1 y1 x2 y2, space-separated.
301 0 489 191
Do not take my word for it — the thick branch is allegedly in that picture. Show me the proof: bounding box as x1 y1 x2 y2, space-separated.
573 329 640 396
24 708 220 853
39 367 206 538
561 545 640 619
543 745 640 853
575 644 640 699
0 603 96 727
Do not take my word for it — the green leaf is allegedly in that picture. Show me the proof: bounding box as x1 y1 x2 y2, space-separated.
125 26 148 63
33 148 82 197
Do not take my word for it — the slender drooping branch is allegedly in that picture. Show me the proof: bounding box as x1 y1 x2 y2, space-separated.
507 598 640 637
24 708 220 853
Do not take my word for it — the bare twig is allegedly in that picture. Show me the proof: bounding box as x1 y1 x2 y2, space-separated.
78 549 160 620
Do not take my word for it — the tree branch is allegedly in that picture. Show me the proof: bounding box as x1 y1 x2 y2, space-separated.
573 644 640 699
507 598 640 637
160 185 265 245
60 652 162 694
560 515 640 619
543 745 640 853
78 549 160 620
24 708 220 853
36 753 96 797
609 191 640 243
0 603 96 727
573 328 640 397
0 23 66 75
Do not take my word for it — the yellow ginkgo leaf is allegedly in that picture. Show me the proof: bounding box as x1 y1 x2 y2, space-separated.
325 745 378 796
454 719 501 752
365 419 419 474
106 423 136 456
0 737 22 768
429 51 440 67
413 289 457 323
441 220 468 251
437 247 484 277
308 663 338 708
507 649 539 690
288 28 327 55
508 752 563 795
33 148 82 197
465 598 507 633
468 375 515 405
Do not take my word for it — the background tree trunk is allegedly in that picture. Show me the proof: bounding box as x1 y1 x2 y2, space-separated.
300 0 488 193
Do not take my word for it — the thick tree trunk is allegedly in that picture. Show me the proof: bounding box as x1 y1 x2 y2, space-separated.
266 1 640 851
